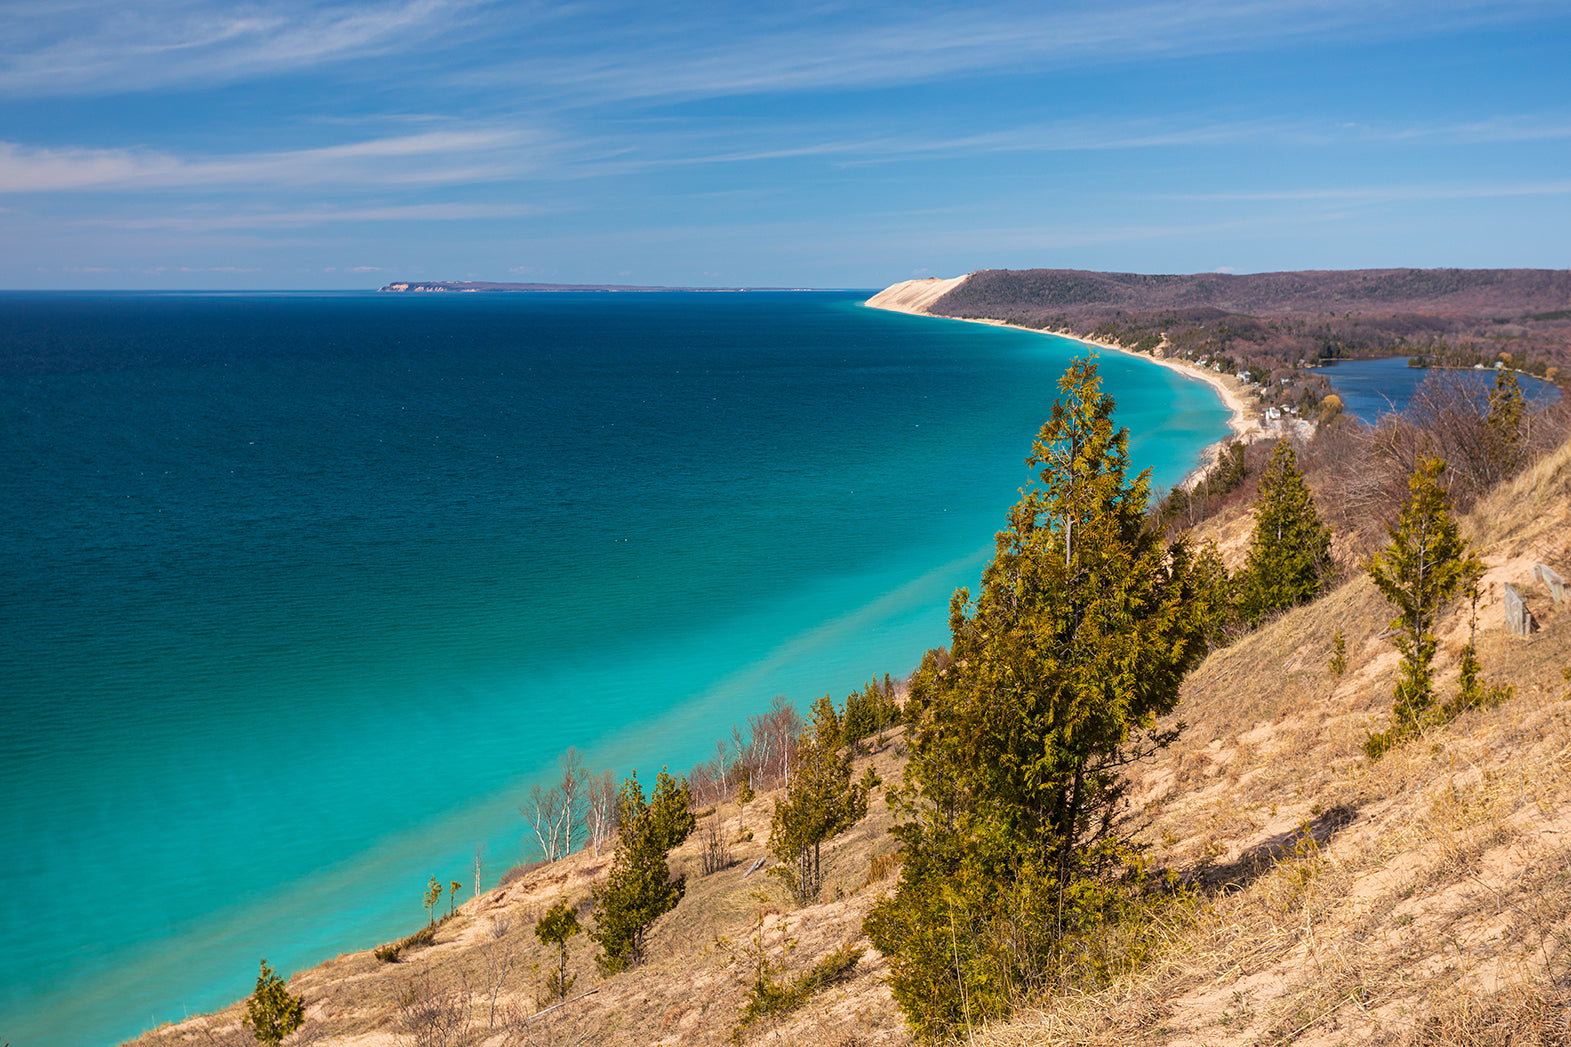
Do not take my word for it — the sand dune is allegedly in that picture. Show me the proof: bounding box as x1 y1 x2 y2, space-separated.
862 275 969 314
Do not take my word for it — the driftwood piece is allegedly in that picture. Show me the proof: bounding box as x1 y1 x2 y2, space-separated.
1504 583 1537 637
527 987 599 1022
1534 563 1566 606
741 856 767 880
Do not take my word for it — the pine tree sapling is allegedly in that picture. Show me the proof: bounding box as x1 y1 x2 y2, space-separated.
1238 441 1332 624
241 959 305 1046
423 877 442 926
1486 367 1525 472
1330 631 1347 676
535 898 582 1002
736 771 755 839
1442 585 1514 720
858 766 882 794
1365 456 1483 758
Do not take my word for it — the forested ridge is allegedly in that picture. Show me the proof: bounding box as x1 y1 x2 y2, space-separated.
928 268 1571 420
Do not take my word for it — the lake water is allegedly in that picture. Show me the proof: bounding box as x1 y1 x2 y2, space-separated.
1321 357 1560 423
0 292 1230 1046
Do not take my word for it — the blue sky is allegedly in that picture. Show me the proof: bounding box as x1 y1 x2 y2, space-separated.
3 0 1570 289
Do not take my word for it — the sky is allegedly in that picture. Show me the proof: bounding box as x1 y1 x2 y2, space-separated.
2 0 1570 289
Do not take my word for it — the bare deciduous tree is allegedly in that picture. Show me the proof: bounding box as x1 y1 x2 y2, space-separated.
521 748 590 861
477 932 517 1031
697 811 732 876
583 769 617 858
395 966 472 1047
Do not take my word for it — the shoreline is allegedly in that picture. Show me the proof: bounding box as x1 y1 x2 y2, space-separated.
865 276 1265 491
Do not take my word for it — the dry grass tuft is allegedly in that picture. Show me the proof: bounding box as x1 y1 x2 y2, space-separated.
1402 983 1571 1047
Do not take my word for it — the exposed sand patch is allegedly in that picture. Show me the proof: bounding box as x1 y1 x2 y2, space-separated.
863 275 968 314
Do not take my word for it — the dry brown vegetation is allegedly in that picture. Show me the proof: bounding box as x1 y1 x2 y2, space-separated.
130 434 1571 1047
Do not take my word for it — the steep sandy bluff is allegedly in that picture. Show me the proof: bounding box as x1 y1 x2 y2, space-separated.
864 275 969 314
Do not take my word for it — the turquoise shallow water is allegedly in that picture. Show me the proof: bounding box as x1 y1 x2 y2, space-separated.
0 291 1229 1046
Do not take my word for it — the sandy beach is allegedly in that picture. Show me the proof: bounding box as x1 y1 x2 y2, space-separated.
865 276 1265 488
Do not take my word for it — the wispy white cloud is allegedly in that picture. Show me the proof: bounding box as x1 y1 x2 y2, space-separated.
547 109 1571 176
89 202 540 230
2 0 1555 103
451 0 1556 107
1165 180 1571 203
0 129 537 192
0 0 489 96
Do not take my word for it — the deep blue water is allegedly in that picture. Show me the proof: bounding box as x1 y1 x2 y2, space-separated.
0 291 1229 1047
1321 357 1561 423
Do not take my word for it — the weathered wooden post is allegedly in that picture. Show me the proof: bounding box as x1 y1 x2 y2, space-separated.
1503 583 1535 637
1533 563 1565 606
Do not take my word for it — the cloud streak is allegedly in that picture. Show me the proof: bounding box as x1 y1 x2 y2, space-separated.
1164 180 1571 203
1 0 1554 104
89 202 540 230
451 0 1555 107
0 129 537 193
0 0 488 96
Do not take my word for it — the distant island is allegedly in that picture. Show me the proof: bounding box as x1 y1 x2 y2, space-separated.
377 280 817 293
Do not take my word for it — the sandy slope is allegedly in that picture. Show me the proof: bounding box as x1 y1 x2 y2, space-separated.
863 275 969 314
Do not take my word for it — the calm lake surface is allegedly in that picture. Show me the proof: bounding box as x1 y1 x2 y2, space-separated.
1321 357 1560 423
0 292 1230 1046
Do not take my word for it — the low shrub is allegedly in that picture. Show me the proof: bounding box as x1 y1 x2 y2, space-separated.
862 851 900 889
373 915 451 963
734 944 864 1040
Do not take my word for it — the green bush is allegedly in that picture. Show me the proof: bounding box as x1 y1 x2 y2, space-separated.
374 919 442 963
241 959 305 1046
734 944 864 1040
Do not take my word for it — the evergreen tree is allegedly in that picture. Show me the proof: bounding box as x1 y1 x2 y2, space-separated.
843 674 901 743
735 770 755 837
1365 456 1482 758
1486 367 1525 472
241 959 305 1046
768 732 868 904
535 898 582 1002
648 767 695 852
1238 441 1332 624
864 359 1221 1037
589 770 694 974
807 693 842 752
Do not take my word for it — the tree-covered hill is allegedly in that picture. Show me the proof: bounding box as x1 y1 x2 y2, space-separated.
929 267 1571 389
